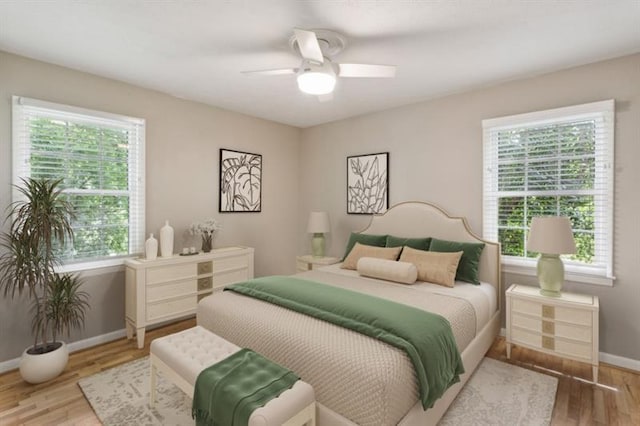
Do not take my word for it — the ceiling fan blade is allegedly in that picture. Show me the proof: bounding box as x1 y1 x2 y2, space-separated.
338 64 396 78
317 93 334 102
294 28 324 64
242 68 298 76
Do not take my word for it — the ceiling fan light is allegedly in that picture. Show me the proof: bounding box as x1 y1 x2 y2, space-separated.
297 72 336 95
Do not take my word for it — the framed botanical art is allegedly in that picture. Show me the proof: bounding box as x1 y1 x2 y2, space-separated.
219 148 262 213
347 152 389 214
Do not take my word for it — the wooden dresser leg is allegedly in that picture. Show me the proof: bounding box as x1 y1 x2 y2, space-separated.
136 328 145 349
506 342 511 359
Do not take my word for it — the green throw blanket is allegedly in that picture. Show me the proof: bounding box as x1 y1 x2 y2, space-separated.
192 348 299 426
226 276 465 410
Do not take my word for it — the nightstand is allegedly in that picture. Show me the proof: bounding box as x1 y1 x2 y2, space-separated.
296 255 340 272
506 284 599 382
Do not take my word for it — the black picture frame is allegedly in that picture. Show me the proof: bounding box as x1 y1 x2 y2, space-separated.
219 148 262 213
347 152 389 214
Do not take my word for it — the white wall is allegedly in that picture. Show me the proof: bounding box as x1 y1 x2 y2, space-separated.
0 51 300 362
298 54 640 361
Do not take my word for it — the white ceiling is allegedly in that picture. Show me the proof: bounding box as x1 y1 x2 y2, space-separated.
1 1 639 128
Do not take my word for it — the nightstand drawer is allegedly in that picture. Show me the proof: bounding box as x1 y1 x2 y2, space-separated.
512 298 592 326
555 339 592 361
512 313 592 343
554 306 592 326
296 260 311 272
511 327 542 349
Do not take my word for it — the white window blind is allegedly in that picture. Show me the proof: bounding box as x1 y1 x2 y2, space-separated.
483 100 614 284
12 96 145 266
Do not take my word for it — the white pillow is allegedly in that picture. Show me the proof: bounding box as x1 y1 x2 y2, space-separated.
356 257 418 284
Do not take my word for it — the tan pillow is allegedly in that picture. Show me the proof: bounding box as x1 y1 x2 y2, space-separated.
399 246 463 287
341 242 402 270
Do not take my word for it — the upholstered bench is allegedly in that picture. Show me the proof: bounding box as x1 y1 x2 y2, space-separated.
150 326 316 426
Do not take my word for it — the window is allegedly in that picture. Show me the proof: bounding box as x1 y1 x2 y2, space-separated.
12 96 145 269
483 100 614 285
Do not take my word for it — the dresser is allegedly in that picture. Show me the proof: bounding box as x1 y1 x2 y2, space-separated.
296 254 340 273
125 246 254 348
506 283 599 381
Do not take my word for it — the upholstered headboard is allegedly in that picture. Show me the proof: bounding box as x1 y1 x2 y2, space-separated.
359 201 501 297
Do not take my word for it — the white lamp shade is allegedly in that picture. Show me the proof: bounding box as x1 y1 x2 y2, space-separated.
307 211 330 233
527 216 577 255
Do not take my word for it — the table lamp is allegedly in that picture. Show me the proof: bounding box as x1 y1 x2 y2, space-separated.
307 211 330 257
527 216 576 297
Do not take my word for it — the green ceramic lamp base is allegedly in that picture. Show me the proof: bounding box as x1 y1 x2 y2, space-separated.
311 233 325 257
537 253 564 297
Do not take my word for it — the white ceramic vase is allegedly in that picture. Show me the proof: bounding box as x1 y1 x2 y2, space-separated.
19 341 69 384
145 233 158 260
160 220 174 258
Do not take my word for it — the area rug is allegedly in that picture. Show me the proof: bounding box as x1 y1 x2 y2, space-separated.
440 357 557 425
79 356 557 425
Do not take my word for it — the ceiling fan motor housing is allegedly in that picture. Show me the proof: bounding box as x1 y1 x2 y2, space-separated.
290 29 347 59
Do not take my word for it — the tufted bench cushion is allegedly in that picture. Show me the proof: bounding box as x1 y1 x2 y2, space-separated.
149 326 315 426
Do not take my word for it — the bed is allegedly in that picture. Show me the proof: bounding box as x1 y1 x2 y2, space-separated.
197 201 501 425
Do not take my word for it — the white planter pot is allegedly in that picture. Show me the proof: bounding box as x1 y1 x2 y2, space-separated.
19 341 69 384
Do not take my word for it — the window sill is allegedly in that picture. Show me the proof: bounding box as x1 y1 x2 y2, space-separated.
502 261 614 287
55 257 134 277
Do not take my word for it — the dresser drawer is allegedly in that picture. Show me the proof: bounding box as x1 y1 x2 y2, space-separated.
213 268 249 289
146 295 196 321
147 279 196 303
511 313 592 343
147 263 196 285
213 255 248 273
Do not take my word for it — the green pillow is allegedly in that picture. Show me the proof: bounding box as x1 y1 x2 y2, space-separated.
386 235 432 251
342 232 387 260
429 238 485 284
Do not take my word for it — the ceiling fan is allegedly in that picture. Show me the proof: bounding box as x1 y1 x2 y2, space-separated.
242 28 397 101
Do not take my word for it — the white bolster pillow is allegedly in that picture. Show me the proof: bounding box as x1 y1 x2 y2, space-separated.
356 257 418 284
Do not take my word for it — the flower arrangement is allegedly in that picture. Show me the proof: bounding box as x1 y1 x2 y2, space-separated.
189 218 222 253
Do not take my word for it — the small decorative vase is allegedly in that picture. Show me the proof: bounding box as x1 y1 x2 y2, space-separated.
160 220 174 257
201 233 213 253
145 233 158 260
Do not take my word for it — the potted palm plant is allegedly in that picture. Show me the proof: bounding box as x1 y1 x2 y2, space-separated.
0 178 89 383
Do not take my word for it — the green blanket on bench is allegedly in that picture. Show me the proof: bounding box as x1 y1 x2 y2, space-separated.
226 276 464 409
192 348 299 426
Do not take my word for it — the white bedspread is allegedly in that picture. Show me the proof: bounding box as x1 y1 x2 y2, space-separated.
197 268 496 426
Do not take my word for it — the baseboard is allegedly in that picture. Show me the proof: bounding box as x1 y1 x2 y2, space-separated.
498 327 639 372
600 352 640 372
0 328 127 374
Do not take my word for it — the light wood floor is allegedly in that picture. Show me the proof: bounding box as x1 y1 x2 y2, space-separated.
1 318 638 425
